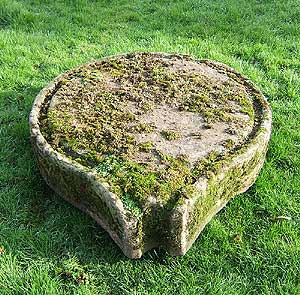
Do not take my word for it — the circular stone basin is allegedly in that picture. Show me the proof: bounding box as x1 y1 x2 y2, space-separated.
29 52 272 258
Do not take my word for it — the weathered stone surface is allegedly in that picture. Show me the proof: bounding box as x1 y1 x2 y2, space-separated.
29 53 272 258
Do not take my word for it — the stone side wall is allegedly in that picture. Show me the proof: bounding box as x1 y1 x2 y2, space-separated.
183 126 271 255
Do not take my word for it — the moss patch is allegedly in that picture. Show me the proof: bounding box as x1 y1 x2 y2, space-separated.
161 129 180 140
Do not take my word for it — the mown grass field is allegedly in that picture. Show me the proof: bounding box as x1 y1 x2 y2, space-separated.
0 0 299 294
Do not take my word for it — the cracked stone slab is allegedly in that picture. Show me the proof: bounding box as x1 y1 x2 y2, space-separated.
29 52 272 258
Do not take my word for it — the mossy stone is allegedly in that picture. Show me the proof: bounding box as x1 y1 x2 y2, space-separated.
29 52 272 258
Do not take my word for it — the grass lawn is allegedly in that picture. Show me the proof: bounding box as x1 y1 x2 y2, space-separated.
0 0 300 294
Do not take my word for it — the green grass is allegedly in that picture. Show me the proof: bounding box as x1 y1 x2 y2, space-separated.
0 0 299 294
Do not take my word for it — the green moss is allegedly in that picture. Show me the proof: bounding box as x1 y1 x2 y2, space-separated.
187 151 261 241
92 154 197 207
121 194 143 218
131 122 155 133
139 141 153 152
161 129 180 140
192 151 223 178
141 101 155 112
222 138 236 149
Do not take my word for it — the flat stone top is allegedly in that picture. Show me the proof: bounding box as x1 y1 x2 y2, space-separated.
40 52 257 207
